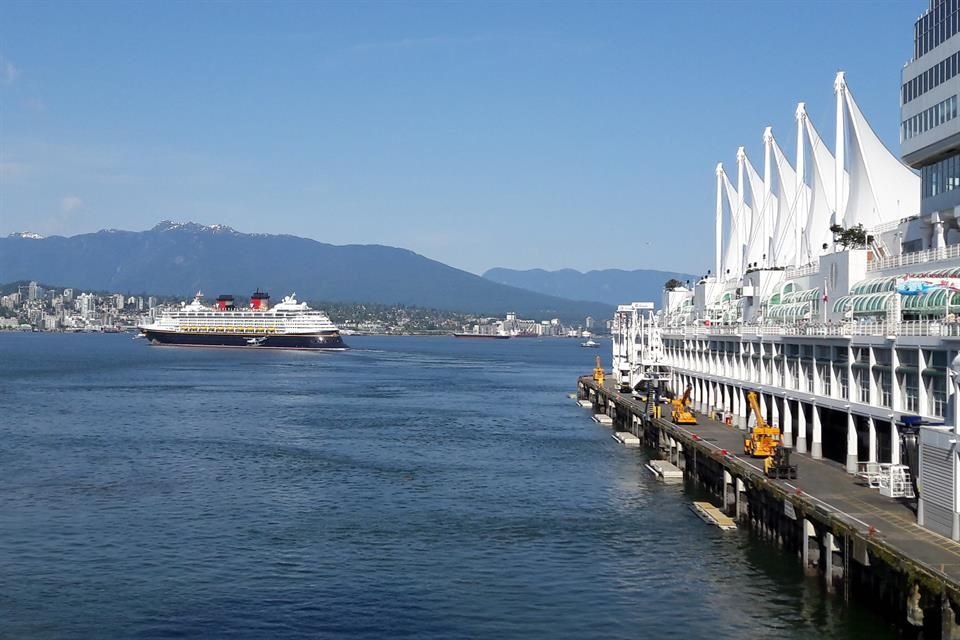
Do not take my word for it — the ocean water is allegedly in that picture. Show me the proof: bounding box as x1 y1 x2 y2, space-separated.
0 333 891 639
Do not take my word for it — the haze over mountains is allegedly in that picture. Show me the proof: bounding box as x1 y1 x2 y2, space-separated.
0 222 616 322
483 267 697 307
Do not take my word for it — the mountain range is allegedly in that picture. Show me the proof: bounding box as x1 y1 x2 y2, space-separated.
482 267 697 307
1 222 617 322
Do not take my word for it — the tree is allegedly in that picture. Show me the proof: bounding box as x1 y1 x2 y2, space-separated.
830 223 869 249
664 278 684 291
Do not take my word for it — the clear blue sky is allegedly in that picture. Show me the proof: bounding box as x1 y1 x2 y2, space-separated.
0 1 923 275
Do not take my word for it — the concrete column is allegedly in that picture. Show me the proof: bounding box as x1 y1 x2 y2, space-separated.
891 420 902 465
811 404 823 459
824 530 835 592
867 415 877 464
810 358 818 395
916 346 927 411
801 518 811 570
782 398 793 448
846 411 858 473
735 477 746 521
723 470 733 511
771 395 780 429
795 402 808 454
721 383 728 413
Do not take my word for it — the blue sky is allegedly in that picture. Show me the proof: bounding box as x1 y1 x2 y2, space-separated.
0 1 923 275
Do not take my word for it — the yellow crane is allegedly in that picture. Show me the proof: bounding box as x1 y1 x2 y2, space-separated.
743 390 781 457
592 355 605 384
671 385 697 425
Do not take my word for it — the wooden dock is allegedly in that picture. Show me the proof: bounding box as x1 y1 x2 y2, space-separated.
611 431 640 447
577 374 960 637
691 501 737 530
646 459 683 482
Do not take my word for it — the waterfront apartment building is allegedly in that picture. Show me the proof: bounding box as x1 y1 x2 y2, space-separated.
614 2 960 540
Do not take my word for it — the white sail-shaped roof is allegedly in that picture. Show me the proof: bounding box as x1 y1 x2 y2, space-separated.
837 74 919 230
743 151 773 268
803 115 841 263
770 135 799 267
720 168 744 280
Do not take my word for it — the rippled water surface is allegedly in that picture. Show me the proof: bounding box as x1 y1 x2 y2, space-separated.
1 333 891 638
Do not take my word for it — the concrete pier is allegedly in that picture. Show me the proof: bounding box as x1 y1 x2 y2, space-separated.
578 375 960 638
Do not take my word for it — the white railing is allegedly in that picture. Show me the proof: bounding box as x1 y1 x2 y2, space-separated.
869 218 911 236
661 320 960 339
783 263 820 280
867 243 960 272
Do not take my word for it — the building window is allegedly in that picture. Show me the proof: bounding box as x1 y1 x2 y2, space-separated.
904 374 920 413
920 149 960 200
856 369 870 404
932 386 946 417
880 370 892 408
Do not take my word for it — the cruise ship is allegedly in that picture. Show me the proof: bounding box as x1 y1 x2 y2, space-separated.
613 0 960 541
139 290 347 350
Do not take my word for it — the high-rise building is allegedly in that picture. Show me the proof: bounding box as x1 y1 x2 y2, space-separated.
27 281 38 301
77 293 96 319
901 0 960 233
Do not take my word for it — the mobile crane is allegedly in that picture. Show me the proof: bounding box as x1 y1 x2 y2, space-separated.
743 390 781 457
671 385 697 425
592 355 605 385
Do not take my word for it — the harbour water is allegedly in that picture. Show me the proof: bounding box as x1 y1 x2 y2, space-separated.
1 333 892 639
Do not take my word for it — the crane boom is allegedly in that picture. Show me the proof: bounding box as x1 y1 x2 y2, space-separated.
747 391 766 430
743 390 781 457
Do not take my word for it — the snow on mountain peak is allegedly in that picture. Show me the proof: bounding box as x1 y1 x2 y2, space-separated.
151 220 237 234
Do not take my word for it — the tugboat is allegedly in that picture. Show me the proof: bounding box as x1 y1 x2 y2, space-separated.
138 290 347 350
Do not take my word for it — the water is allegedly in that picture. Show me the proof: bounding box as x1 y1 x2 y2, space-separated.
0 333 891 639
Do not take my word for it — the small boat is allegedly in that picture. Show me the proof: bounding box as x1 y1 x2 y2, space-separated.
246 336 267 346
581 339 599 348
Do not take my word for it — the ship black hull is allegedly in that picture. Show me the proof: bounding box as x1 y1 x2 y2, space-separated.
141 330 347 350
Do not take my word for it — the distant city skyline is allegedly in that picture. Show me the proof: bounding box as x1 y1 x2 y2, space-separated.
0 1 922 275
